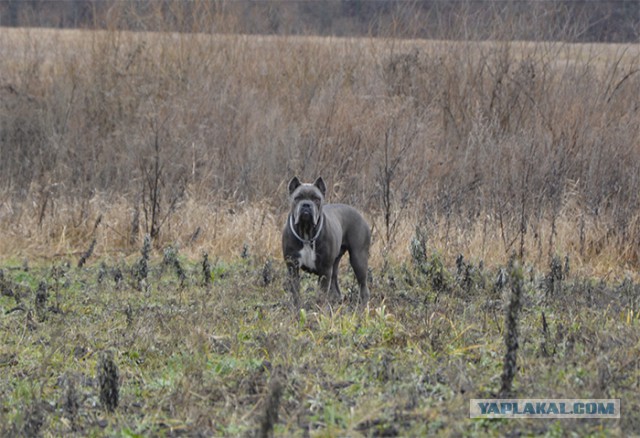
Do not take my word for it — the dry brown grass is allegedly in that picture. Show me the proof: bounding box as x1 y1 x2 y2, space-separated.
0 26 638 278
1 189 636 283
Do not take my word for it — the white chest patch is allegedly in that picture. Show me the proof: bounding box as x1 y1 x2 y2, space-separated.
298 244 316 270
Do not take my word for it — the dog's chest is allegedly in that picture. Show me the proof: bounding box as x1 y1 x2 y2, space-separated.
298 243 316 271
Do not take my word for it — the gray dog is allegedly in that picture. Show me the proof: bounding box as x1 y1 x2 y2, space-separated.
282 177 370 308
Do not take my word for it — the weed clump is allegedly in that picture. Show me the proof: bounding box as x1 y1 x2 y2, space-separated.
0 269 14 299
241 243 250 260
19 402 44 437
455 254 484 296
539 311 556 358
113 266 123 289
162 245 186 287
428 253 450 294
97 350 119 413
78 238 97 268
617 277 639 313
494 267 508 295
262 259 274 287
49 264 66 313
545 254 564 298
133 234 151 291
259 367 284 438
500 263 523 397
61 374 79 427
202 252 212 288
409 225 452 294
97 262 107 284
161 245 178 272
124 303 134 327
34 281 48 323
409 225 429 270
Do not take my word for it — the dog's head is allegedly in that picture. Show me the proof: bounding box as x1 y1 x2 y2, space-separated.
288 176 326 229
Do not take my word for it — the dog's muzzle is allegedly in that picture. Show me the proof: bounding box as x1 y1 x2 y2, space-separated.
294 201 319 226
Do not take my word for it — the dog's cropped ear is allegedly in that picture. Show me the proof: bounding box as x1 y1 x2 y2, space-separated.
313 177 327 197
288 176 302 195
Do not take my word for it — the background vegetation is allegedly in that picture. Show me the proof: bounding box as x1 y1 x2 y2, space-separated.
0 5 638 271
0 1 639 435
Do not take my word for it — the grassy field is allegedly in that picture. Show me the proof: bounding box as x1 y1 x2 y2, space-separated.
1 238 638 436
0 25 639 436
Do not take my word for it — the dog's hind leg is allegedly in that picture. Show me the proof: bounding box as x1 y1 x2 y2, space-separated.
349 250 370 306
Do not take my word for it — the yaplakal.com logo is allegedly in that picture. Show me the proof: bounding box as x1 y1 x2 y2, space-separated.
470 399 620 419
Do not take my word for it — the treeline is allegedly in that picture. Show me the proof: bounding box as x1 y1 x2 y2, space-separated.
0 0 638 43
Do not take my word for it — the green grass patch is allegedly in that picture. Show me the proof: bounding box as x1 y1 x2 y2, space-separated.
0 254 637 436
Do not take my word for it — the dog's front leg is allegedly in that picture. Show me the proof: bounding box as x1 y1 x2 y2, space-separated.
318 267 340 303
285 259 301 309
